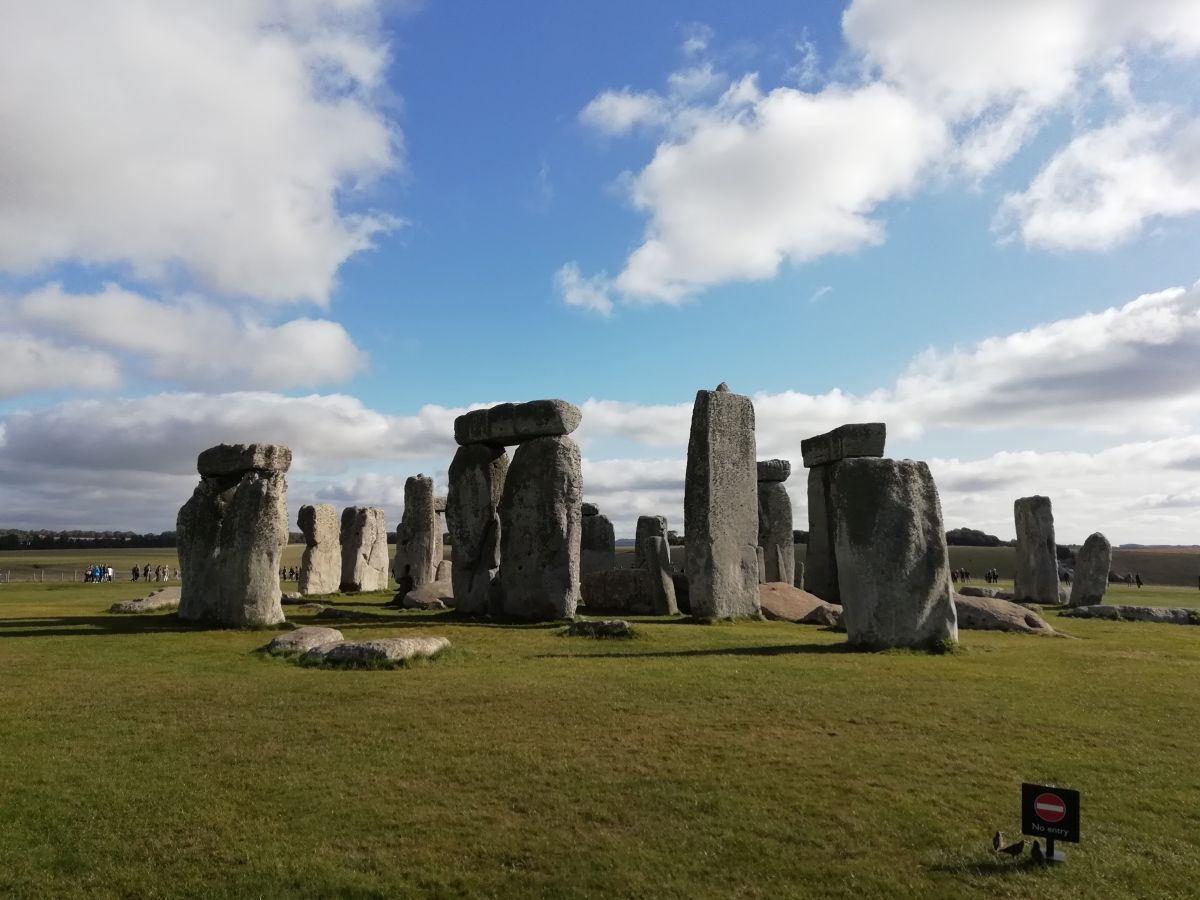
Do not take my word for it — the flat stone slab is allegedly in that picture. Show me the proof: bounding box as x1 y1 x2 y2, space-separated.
563 619 632 639
454 399 582 446
953 594 1058 636
756 459 792 482
197 443 292 476
263 626 344 655
1062 605 1198 625
800 424 885 468
758 583 841 626
302 636 451 666
109 587 181 614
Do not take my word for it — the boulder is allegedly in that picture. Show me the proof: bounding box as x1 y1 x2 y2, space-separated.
684 385 761 618
800 424 885 468
633 515 668 569
564 619 632 639
297 503 340 596
446 444 508 616
581 568 658 615
400 580 454 610
263 626 345 656
957 586 1000 598
303 636 451 666
581 502 600 516
952 594 1057 635
1062 605 1198 626
454 399 582 446
109 586 181 614
1069 532 1112 608
1014 496 1058 604
392 474 442 593
830 458 958 650
339 506 389 592
580 512 616 576
645 536 679 616
803 465 839 604
757 479 795 585
498 434 582 620
759 583 841 626
196 443 292 477
756 458 792 482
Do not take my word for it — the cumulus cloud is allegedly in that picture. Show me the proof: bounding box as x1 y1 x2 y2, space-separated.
554 263 614 315
579 90 669 136
0 0 399 304
1 334 122 400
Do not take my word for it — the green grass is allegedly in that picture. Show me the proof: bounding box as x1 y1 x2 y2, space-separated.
1 582 1198 898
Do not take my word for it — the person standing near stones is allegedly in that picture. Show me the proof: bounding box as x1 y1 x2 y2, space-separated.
1135 572 1143 589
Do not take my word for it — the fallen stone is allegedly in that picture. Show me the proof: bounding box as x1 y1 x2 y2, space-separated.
297 503 340 596
109 586 181 614
446 444 508 616
1062 605 1199 625
957 586 1000 598
564 619 632 639
400 580 454 610
263 626 344 656
1069 532 1112 608
756 459 792 482
303 636 451 666
757 478 795 585
339 506 389 592
197 443 292 477
454 399 582 446
758 583 840 625
1014 495 1058 605
392 474 442 593
952 594 1057 635
800 424 886 468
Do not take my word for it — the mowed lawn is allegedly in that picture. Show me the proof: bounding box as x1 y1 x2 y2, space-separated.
0 583 1198 898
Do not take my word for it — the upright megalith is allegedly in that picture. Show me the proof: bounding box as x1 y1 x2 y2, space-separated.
177 443 289 628
801 423 886 604
831 458 957 650
446 444 508 615
297 503 340 596
757 458 795 585
634 515 669 569
498 434 583 619
339 506 388 592
1069 532 1112 608
580 503 616 576
684 384 760 618
393 475 442 595
1014 496 1058 604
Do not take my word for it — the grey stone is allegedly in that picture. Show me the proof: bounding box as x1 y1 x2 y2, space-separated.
196 443 292 477
633 515 668 569
957 586 999 598
400 580 453 610
264 626 344 656
1069 532 1112 608
339 506 389 593
435 559 452 582
581 502 600 516
684 387 760 618
953 594 1057 635
759 583 840 625
454 399 582 446
830 458 958 650
433 495 447 513
757 546 766 584
392 475 442 594
803 465 839 604
177 446 290 628
446 444 508 616
1014 496 1058 604
581 568 660 614
303 636 451 665
109 586 181 614
757 479 795 585
793 560 805 590
298 503 340 596
800 424 886 468
564 619 632 638
498 435 582 620
645 535 679 616
580 513 616 576
1062 605 1198 626
756 459 792 482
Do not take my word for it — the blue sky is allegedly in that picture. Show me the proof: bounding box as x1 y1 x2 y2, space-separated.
2 0 1200 543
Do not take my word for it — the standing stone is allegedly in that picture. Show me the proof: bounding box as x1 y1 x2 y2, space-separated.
1069 532 1112 608
646 535 679 615
498 435 582 619
446 444 508 616
297 504 340 596
757 546 766 584
830 458 957 650
580 509 616 576
684 385 760 618
393 475 442 594
634 515 669 569
339 507 388 592
793 560 806 590
757 462 794 585
804 466 839 604
1014 496 1058 605
177 443 290 628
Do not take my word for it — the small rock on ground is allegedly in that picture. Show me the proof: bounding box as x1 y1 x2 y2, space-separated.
564 619 633 638
109 587 182 614
263 626 345 656
302 636 451 666
1062 604 1197 626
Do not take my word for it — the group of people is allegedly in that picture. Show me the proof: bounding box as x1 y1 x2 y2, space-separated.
84 564 114 582
131 564 177 582
949 568 974 583
982 568 1001 583
280 567 299 581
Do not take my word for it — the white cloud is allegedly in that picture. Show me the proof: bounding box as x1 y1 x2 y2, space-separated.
579 90 669 136
680 22 714 58
0 0 400 304
10 283 367 390
554 263 614 316
0 334 122 400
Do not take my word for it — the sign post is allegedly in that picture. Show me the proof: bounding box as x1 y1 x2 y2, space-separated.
1021 783 1080 864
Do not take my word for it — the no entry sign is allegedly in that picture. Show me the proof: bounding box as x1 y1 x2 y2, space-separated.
1021 783 1080 843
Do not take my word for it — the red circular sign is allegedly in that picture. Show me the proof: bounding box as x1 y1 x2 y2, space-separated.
1035 792 1066 823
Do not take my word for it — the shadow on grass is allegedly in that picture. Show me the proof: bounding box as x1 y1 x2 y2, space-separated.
928 857 1044 878
0 614 215 638
534 642 854 660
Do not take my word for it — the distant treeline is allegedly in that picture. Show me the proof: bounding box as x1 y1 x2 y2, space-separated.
0 529 178 551
945 528 1012 547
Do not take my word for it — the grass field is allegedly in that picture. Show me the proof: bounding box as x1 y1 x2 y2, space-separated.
0 580 1198 898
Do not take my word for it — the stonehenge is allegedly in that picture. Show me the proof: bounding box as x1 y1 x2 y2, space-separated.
684 383 761 618
446 443 508 615
1014 496 1058 604
177 442 289 628
633 515 668 569
580 503 616 576
339 506 389 592
582 531 677 616
757 458 794 586
298 503 340 596
393 474 442 595
1069 532 1112 608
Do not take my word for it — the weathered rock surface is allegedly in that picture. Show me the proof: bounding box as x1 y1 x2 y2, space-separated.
1062 605 1198 625
580 512 616 576
793 560 806 591
757 479 795 586
109 587 181 614
803 465 839 604
831 458 958 650
1014 496 1058 605
435 559 452 582
454 399 582 446
298 503 340 596
953 594 1057 635
1069 532 1112 608
446 444 508 616
178 444 290 628
264 626 345 655
633 515 669 569
756 459 792 482
756 546 766 584
684 386 760 618
498 435 582 620
581 502 600 517
957 586 1000 598
303 636 451 665
564 619 632 638
339 506 389 592
392 475 442 593
399 580 454 610
801 424 886 468
758 583 841 626
646 536 679 615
